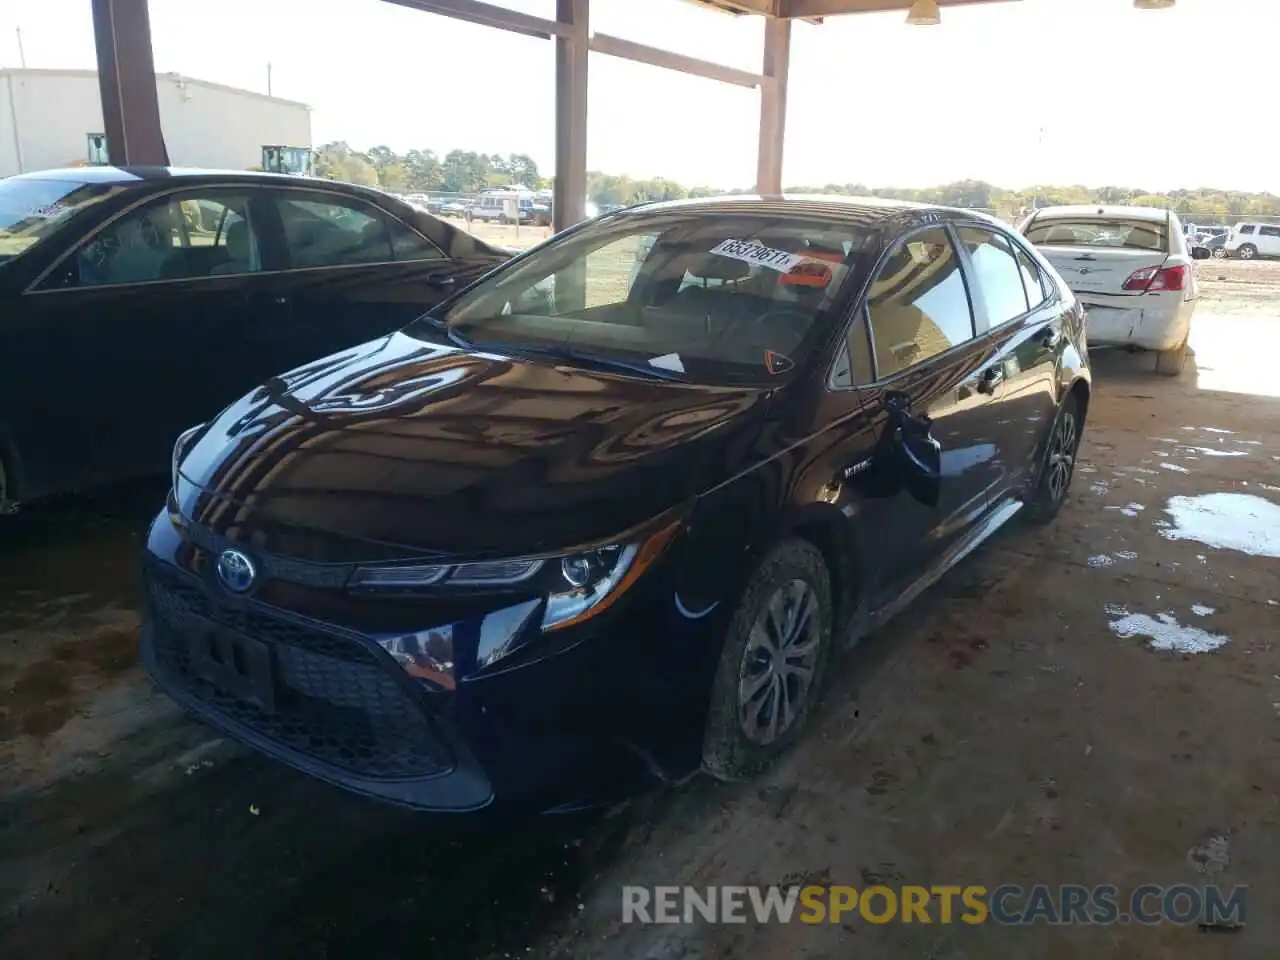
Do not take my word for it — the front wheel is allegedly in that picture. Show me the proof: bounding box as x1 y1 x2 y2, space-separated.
1024 394 1082 525
1238 244 1257 260
702 539 832 782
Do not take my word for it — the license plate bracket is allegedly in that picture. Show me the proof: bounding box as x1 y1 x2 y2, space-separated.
189 623 278 713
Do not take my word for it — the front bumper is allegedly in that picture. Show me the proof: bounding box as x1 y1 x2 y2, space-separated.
139 512 711 812
141 556 495 811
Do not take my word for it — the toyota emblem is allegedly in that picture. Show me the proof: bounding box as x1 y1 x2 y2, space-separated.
216 548 257 593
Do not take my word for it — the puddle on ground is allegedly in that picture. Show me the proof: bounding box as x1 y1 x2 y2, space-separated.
1180 446 1249 458
1160 463 1191 474
1159 493 1280 559
1115 551 1138 561
1191 604 1216 617
1107 607 1230 655
1087 555 1114 568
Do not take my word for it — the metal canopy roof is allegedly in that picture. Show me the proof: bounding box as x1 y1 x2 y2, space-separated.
685 0 1012 18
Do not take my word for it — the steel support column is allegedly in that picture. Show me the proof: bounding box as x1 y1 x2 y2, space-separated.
553 0 589 231
755 16 790 195
91 0 169 166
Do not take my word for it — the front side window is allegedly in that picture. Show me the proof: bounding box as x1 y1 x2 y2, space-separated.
865 227 974 378
0 177 120 266
64 190 262 287
421 213 876 385
278 195 401 268
957 226 1031 327
1025 217 1168 252
1238 224 1256 235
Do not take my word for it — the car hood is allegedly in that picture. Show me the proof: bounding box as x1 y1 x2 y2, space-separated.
175 332 771 561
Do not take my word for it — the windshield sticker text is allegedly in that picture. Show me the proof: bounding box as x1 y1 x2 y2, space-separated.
710 239 805 274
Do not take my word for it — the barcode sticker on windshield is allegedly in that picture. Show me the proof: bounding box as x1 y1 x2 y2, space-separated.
709 239 805 273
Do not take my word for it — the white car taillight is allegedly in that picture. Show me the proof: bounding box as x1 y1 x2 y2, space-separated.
1122 263 1189 293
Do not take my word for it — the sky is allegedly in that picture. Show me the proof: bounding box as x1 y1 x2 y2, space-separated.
2 0 1279 192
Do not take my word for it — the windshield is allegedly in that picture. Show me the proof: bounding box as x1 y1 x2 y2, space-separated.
415 212 875 385
1025 217 1169 252
0 178 122 265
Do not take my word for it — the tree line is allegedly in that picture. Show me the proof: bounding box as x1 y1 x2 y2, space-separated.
313 143 1280 221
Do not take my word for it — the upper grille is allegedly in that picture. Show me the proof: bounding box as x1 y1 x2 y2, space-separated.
145 561 452 780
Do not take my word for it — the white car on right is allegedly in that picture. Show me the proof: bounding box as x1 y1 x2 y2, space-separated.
1222 222 1280 261
1019 205 1208 375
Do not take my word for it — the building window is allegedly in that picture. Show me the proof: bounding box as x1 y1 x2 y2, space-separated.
86 134 109 166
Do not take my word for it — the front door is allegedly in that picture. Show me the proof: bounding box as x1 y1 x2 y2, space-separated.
17 187 284 487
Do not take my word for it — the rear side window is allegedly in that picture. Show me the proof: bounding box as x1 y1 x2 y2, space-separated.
957 227 1030 327
1260 226 1280 238
277 195 397 268
865 227 974 378
1238 224 1256 235
388 218 443 260
1025 217 1168 252
1013 245 1048 310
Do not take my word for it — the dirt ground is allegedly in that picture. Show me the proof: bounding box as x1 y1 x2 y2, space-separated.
2 260 1279 959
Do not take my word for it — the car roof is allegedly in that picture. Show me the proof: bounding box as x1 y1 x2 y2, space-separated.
1030 204 1171 222
611 193 1003 229
7 166 370 191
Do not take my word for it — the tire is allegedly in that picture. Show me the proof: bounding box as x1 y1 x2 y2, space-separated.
701 539 833 782
1024 393 1083 525
1212 247 1227 259
1155 340 1188 376
1238 244 1257 260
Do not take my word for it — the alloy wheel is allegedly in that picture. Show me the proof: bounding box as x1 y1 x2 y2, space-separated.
737 579 822 746
1045 408 1078 505
1240 245 1256 260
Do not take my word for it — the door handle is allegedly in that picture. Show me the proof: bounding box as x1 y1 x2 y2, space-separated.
425 272 456 287
977 365 1006 395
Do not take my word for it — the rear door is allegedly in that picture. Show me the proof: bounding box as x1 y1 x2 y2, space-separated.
265 188 465 375
955 225 1063 498
835 225 1001 600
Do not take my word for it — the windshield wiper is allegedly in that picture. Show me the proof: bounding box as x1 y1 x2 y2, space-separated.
473 341 688 382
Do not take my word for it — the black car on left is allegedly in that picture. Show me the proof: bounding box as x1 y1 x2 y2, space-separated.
0 167 508 511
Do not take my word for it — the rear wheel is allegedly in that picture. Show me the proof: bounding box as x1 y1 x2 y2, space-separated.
702 539 832 782
1238 243 1257 260
1025 394 1082 525
1155 340 1188 376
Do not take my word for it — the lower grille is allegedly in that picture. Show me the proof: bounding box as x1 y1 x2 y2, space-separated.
145 562 452 779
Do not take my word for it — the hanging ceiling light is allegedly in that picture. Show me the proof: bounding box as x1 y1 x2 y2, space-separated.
906 0 941 26
1134 0 1175 9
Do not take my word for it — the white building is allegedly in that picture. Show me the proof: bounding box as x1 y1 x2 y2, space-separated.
1 68 312 178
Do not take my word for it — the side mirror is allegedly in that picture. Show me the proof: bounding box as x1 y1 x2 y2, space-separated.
1191 246 1211 261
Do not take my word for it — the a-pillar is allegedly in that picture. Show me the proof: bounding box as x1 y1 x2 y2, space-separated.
91 0 169 166
755 16 791 196
553 0 589 231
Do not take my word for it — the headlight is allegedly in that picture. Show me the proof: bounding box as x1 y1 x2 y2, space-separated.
350 518 682 632
171 423 205 491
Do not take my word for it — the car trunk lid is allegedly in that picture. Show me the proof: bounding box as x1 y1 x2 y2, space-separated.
1036 245 1170 297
